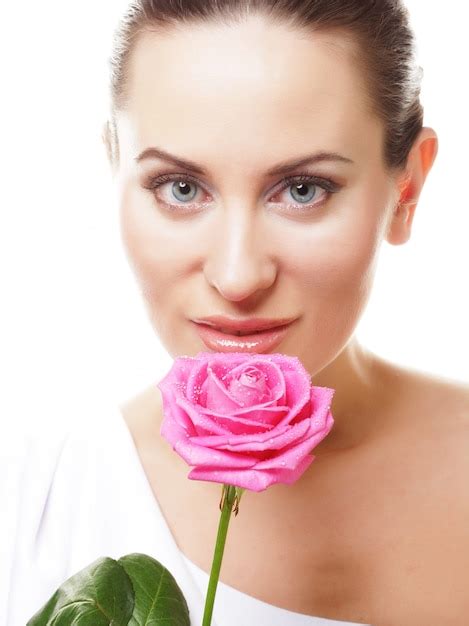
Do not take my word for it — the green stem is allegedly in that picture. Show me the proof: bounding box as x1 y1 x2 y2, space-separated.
202 484 238 626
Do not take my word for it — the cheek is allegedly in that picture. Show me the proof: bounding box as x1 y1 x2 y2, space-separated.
285 221 381 367
119 186 191 304
292 176 390 301
120 183 188 272
284 209 383 329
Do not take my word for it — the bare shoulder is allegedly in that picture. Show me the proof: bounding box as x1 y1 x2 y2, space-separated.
379 361 469 621
411 367 469 504
384 358 469 481
376 354 469 426
414 366 469 428
410 365 469 407
425 370 467 429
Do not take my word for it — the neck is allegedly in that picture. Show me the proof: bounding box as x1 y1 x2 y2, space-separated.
309 336 392 456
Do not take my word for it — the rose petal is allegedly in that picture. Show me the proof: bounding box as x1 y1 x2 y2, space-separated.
227 371 270 406
186 354 245 405
198 410 276 435
253 410 334 470
187 453 314 492
188 387 334 451
175 395 233 436
156 385 198 436
307 386 336 428
200 359 289 423
203 366 246 412
276 383 334 430
189 418 310 451
160 356 197 391
174 437 257 469
201 404 287 433
273 371 311 429
184 357 232 407
226 359 286 403
185 358 209 402
160 412 192 447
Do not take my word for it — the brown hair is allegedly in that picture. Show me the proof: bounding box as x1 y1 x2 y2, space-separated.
103 0 423 173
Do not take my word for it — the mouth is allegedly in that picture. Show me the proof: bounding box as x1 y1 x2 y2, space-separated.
208 325 277 337
192 320 295 353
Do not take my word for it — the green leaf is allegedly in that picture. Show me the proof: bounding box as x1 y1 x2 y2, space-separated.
26 553 191 626
26 556 134 625
119 553 191 625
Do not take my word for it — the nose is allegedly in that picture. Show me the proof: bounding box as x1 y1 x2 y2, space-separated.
204 209 277 302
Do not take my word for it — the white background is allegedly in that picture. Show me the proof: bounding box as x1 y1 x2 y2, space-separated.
1 1 467 431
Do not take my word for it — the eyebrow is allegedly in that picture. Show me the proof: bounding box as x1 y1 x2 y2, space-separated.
135 146 354 176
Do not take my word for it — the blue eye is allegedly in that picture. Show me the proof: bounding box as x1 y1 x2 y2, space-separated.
144 174 206 210
274 175 341 210
170 180 198 203
143 172 341 214
290 182 317 203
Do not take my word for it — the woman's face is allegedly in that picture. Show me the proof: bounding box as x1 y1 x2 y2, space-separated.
113 16 399 375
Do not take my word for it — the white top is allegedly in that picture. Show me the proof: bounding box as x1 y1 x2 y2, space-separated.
1 404 369 626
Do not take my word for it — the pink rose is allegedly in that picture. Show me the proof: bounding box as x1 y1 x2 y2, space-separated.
157 351 335 492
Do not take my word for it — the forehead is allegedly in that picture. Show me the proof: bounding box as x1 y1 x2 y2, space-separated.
120 15 382 169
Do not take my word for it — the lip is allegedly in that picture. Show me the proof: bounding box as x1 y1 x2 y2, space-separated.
191 315 297 333
192 319 295 353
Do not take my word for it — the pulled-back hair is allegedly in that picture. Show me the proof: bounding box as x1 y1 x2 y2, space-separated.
104 0 423 172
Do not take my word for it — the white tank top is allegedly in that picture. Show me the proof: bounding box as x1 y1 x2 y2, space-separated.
1 402 369 626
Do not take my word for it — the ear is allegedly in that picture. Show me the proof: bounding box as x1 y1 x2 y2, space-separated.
101 119 118 175
386 127 438 245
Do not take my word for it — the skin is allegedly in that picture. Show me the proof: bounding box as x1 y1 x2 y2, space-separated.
106 14 439 452
103 15 469 624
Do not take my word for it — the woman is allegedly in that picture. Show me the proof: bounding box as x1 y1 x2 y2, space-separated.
5 1 468 625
